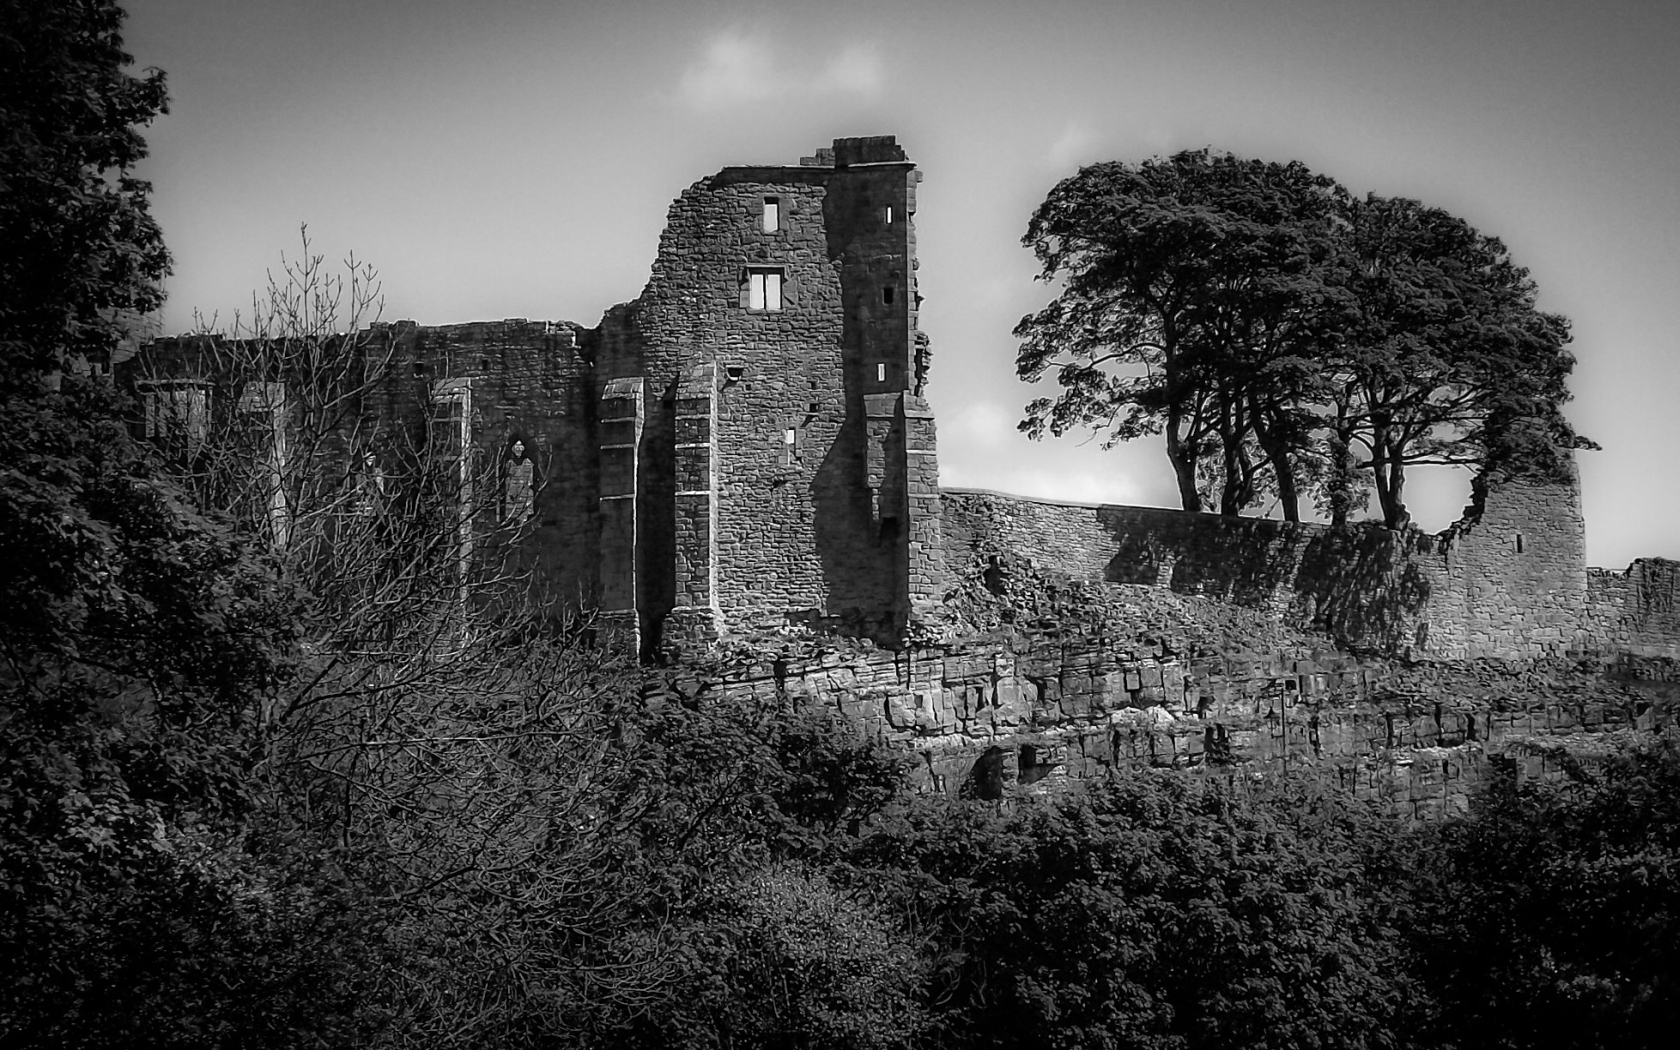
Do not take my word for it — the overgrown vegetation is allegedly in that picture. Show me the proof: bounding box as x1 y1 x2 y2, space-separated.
4 5 1677 1049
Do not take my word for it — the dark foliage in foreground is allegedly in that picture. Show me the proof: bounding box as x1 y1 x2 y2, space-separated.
1412 742 1680 1050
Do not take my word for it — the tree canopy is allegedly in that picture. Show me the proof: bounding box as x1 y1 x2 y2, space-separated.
1016 150 1582 527
0 0 169 386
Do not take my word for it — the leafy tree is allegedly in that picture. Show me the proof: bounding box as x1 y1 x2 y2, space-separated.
1410 740 1680 1050
1330 194 1580 527
856 773 1423 1050
1017 152 1582 527
620 864 930 1050
0 0 169 387
0 5 394 1045
1015 150 1346 519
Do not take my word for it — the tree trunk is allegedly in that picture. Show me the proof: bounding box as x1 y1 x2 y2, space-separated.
1384 453 1410 529
1326 429 1356 529
1252 403 1301 523
1166 413 1202 512
1372 437 1410 529
1223 396 1249 517
1267 441 1300 522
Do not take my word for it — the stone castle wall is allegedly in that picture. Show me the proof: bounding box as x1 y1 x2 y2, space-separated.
941 461 1598 661
128 132 1672 675
393 320 602 606
130 138 941 656
593 138 932 650
1586 559 1680 659
688 632 1667 818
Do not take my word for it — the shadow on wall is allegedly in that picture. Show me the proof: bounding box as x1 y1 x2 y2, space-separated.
1099 509 1311 606
960 745 1006 800
1294 527 1436 653
810 410 896 639
1097 507 1435 653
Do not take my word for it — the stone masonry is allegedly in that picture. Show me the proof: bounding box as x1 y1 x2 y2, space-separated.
133 138 943 658
129 133 1680 803
591 136 942 653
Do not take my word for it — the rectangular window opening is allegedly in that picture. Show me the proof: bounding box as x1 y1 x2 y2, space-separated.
762 197 780 233
883 285 896 305
884 205 894 225
746 269 783 311
779 424 804 468
138 380 212 451
876 362 886 382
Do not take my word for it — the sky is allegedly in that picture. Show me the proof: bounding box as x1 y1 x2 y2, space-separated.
123 0 1679 569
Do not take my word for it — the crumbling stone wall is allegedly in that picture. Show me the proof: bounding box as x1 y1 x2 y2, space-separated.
1425 465 1589 656
684 631 1668 819
395 320 601 605
127 319 603 614
595 137 939 652
1586 559 1680 658
133 138 940 654
941 460 1591 661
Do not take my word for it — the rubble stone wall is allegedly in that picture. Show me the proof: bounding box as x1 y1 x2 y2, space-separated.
1586 559 1680 658
129 320 605 613
941 464 1593 661
594 138 930 649
397 321 601 607
694 634 1667 819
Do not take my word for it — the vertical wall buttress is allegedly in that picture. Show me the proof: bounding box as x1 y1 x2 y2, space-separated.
598 377 644 650
901 394 944 612
668 362 720 649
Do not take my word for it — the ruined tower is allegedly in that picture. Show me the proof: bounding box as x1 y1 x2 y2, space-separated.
593 136 944 653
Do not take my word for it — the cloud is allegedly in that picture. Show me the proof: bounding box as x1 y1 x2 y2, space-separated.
941 400 1021 452
674 30 884 110
675 30 778 107
813 42 885 97
1047 119 1100 171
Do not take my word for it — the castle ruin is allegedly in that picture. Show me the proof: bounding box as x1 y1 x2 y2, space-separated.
132 136 1680 807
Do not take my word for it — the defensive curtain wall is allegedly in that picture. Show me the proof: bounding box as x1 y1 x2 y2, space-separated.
132 136 1680 804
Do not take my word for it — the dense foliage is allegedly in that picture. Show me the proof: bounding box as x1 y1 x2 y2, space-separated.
1412 742 1680 1050
1015 150 1584 526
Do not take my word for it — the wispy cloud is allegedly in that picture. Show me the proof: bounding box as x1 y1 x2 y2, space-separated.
1046 119 1100 171
813 42 885 97
674 30 885 110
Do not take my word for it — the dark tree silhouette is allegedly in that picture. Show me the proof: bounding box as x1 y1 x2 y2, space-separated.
1017 151 1584 527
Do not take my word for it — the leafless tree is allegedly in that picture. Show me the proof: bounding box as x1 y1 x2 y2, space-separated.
137 229 683 1045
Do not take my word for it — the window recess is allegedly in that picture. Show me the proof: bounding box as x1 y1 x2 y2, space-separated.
741 268 784 312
